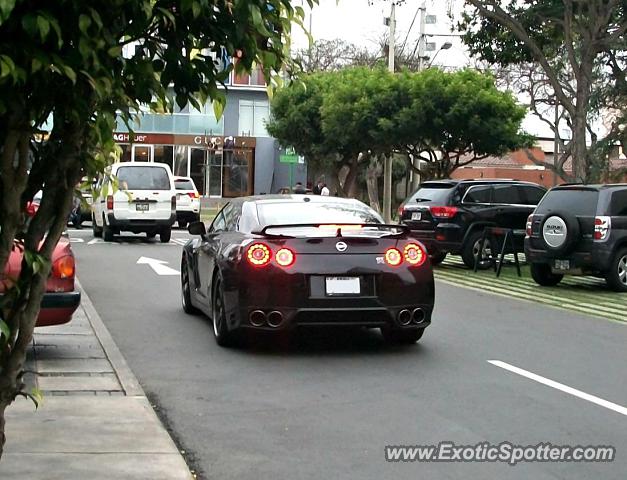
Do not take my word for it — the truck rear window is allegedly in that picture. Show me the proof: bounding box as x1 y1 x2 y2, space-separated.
409 185 454 204
175 179 195 191
117 166 170 190
536 189 599 216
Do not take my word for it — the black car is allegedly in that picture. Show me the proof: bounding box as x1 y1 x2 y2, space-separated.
181 195 435 347
398 179 547 268
525 184 627 292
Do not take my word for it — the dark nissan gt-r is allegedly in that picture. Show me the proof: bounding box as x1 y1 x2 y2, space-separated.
181 195 435 347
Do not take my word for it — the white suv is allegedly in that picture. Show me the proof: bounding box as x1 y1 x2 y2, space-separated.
92 162 176 243
174 176 201 228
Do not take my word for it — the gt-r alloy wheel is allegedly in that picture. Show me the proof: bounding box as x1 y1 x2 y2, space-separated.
212 280 235 347
181 259 199 314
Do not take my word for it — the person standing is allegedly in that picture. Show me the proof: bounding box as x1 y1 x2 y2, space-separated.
312 180 323 195
293 182 307 194
320 183 330 196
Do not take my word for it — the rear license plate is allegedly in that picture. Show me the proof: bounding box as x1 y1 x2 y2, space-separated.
135 202 149 212
411 212 422 221
554 259 570 270
325 277 360 296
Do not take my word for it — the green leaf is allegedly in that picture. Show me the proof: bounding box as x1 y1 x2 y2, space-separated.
0 319 10 340
79 14 91 34
36 15 50 41
0 54 15 79
63 65 77 84
212 94 226 120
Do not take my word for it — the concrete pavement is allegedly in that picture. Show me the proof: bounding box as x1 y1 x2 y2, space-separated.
0 282 193 480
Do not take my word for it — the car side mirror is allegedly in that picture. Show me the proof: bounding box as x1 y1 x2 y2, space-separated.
188 221 206 237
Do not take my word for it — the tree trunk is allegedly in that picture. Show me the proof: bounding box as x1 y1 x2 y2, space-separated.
342 156 360 198
0 402 6 459
366 157 382 212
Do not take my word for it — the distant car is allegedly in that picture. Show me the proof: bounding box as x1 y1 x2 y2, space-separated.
174 176 201 228
1 235 81 327
525 184 627 291
181 195 435 347
398 179 547 268
92 162 176 242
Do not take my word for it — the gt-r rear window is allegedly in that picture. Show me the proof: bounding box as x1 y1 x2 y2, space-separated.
117 166 170 190
175 179 195 190
257 202 383 226
536 189 599 216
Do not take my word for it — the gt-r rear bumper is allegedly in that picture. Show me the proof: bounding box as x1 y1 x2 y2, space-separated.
221 264 435 332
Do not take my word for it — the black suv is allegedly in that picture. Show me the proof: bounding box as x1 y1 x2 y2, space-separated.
524 184 627 292
399 179 547 268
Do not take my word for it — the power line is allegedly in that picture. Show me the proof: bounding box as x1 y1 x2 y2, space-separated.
400 4 421 54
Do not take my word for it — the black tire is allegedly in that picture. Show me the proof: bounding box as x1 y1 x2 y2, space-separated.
181 257 200 314
461 230 492 270
92 215 103 238
212 279 235 347
430 252 447 266
160 227 171 243
178 221 188 229
530 262 563 287
381 327 425 345
103 220 114 242
605 247 627 292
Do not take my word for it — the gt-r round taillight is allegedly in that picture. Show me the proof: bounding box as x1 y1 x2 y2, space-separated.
403 243 426 266
384 248 403 266
275 248 295 267
52 255 76 279
247 243 271 267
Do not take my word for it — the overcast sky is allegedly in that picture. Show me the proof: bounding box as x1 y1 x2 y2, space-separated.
291 0 559 139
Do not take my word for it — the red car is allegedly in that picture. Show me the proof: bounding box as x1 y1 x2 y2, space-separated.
1 234 81 327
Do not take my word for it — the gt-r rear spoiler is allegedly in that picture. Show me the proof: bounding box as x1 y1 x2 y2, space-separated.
253 223 410 238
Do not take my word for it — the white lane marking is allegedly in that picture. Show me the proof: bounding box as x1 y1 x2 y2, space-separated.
136 256 180 276
172 238 188 246
69 238 84 243
488 360 627 417
87 238 100 245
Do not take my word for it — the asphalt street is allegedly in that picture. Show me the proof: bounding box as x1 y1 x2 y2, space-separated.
69 226 627 480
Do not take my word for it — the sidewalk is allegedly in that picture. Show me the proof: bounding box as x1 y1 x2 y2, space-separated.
0 282 193 479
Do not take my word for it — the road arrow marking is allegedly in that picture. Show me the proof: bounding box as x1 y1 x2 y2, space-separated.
87 238 101 245
70 238 85 243
136 256 180 276
488 360 627 417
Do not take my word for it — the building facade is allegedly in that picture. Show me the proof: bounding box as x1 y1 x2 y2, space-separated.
112 65 305 197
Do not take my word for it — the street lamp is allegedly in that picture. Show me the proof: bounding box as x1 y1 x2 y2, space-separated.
427 42 452 68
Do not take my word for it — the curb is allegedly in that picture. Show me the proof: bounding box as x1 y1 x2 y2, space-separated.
76 278 144 396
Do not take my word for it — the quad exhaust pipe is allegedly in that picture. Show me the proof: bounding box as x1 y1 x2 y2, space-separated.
249 310 284 328
397 309 412 326
412 308 425 324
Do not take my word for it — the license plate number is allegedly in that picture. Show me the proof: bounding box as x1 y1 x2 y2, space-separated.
325 277 360 296
554 259 570 270
135 202 149 211
411 212 422 221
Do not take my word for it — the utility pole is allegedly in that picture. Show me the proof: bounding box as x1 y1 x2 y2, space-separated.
410 1 428 193
382 2 396 223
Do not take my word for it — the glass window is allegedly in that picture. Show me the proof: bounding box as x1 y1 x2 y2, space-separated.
234 70 250 85
257 201 383 227
173 146 188 177
493 185 521 205
254 102 269 137
153 114 174 132
519 185 546 205
174 115 189 134
409 184 454 204
536 189 599 216
118 144 132 162
222 203 241 231
117 166 170 190
610 190 627 216
238 101 254 136
250 66 266 86
154 145 174 170
210 211 226 232
463 185 492 204
190 148 206 196
116 117 129 132
175 178 196 191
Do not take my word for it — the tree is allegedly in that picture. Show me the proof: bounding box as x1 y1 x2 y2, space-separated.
268 67 528 204
0 0 315 459
385 68 531 179
458 0 627 182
